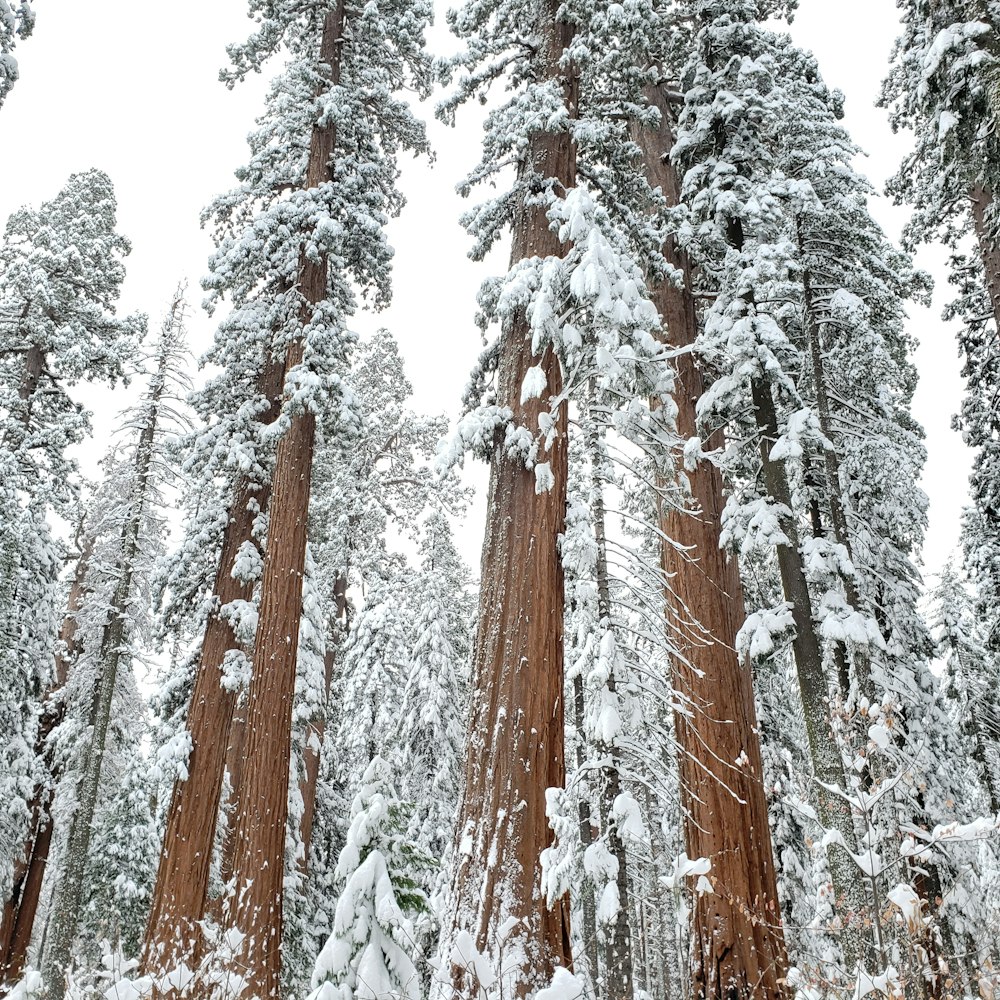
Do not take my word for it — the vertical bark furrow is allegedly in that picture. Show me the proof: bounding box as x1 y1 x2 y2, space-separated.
636 88 790 1000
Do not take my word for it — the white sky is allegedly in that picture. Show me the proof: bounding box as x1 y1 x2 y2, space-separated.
0 0 973 584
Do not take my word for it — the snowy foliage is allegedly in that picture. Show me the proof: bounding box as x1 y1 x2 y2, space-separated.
0 0 32 107
307 758 427 1000
0 171 142 927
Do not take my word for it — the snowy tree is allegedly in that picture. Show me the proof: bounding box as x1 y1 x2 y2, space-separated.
673 0 883 974
0 1 33 107
38 294 187 1000
157 3 437 998
883 0 1000 699
437 0 678 986
0 171 142 985
929 563 1000 816
82 749 161 957
397 515 472 860
306 757 427 1000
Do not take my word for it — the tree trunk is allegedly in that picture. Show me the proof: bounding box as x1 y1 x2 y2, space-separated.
571 673 600 991
42 330 171 1000
636 87 791 1000
297 573 346 873
749 375 870 971
970 184 1000 330
801 259 951 996
0 538 92 990
222 9 344 998
586 414 633 1000
224 358 316 1000
141 354 284 984
447 7 576 997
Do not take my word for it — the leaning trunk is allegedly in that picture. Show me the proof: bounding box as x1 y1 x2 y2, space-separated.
636 86 791 1000
750 375 871 971
447 5 576 996
141 353 284 982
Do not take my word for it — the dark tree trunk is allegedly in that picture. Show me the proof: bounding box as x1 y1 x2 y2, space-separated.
585 413 633 1000
43 318 176 1000
571 673 600 989
636 88 791 1000
749 376 870 970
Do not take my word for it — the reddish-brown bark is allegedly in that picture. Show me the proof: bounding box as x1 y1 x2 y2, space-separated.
223 9 344 998
636 88 790 1000
226 340 315 1000
447 8 575 999
0 538 92 990
141 354 283 984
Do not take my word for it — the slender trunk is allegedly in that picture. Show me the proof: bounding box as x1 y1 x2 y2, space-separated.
750 376 870 971
644 785 671 1000
571 673 600 990
223 10 344 998
141 353 284 982
448 8 576 996
800 260 875 707
42 344 170 1000
970 184 1000 330
586 415 633 1000
0 539 92 990
635 86 790 1000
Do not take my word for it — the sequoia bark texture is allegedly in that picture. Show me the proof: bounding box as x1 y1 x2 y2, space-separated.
636 89 790 1000
141 354 284 984
447 6 575 997
0 538 91 989
223 9 343 998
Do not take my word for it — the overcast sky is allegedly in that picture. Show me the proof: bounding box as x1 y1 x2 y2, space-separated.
0 0 973 584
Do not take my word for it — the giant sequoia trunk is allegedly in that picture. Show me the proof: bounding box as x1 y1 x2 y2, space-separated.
141 354 284 984
447 7 575 997
222 10 343 998
0 537 91 990
636 88 791 1000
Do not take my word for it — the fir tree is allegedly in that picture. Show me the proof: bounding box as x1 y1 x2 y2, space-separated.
0 171 142 989
307 758 427 1000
